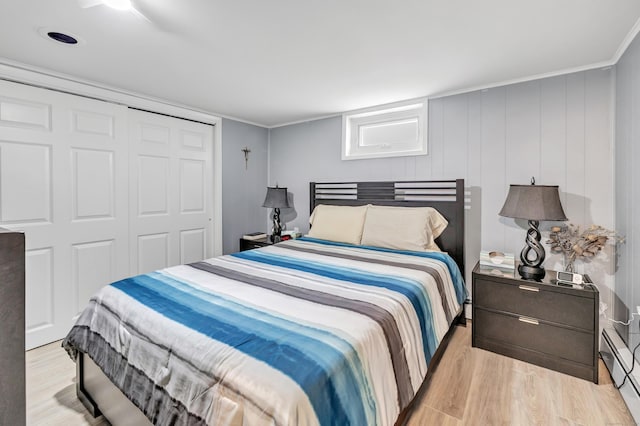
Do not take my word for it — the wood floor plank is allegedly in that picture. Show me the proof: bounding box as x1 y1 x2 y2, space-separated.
557 369 602 425
510 360 556 425
415 323 474 420
26 341 110 426
26 324 635 426
406 324 635 426
405 405 461 426
461 345 514 424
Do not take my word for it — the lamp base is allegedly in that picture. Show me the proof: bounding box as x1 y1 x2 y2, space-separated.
517 219 546 281
270 208 282 243
270 234 281 243
518 264 546 281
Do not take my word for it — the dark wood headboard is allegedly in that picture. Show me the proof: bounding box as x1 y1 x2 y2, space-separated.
309 179 465 276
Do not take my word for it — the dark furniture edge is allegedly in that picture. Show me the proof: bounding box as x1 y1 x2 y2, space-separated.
0 228 26 426
475 336 598 383
239 237 272 251
76 353 102 418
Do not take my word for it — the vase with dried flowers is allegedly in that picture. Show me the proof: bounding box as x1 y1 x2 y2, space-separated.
546 224 624 272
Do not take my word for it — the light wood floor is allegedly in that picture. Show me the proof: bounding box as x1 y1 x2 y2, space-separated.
27 324 636 425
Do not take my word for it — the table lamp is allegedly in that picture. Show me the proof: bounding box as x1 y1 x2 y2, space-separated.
262 186 290 243
499 177 567 280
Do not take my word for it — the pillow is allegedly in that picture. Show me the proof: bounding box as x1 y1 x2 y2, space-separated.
307 204 368 245
361 205 447 251
427 207 448 239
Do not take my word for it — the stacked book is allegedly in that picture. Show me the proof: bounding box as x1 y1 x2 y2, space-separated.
243 232 267 240
479 250 515 270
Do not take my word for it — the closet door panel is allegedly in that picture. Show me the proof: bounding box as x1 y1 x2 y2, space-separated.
0 80 129 349
0 95 51 131
63 94 130 325
24 248 53 333
72 239 116 315
180 228 206 264
128 109 213 275
0 142 52 224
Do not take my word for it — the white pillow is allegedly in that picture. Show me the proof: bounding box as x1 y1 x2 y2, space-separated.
427 207 448 239
307 204 368 245
361 205 447 251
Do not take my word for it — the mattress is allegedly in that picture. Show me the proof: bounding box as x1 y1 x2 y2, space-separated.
63 237 466 426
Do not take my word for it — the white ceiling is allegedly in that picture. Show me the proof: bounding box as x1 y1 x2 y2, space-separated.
1 0 639 127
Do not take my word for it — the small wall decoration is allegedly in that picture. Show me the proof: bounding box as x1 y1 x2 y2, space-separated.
241 147 251 169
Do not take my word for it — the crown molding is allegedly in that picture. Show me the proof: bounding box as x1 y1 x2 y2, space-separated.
612 16 640 63
0 58 267 128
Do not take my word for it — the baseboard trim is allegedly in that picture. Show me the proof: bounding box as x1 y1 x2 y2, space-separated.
600 328 640 423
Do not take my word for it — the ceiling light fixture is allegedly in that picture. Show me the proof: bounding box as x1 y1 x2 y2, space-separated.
47 32 78 45
103 0 132 11
38 27 86 47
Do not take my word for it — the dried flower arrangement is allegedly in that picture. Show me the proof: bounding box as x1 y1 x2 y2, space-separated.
546 224 624 272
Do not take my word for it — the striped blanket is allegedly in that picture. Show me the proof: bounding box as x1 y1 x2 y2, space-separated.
63 237 466 426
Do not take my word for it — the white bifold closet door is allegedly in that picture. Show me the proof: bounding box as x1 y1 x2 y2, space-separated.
128 109 214 274
0 80 214 349
0 80 130 349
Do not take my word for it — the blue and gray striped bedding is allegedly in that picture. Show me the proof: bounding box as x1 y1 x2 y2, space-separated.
63 237 466 426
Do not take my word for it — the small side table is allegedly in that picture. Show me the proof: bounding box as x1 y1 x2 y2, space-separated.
472 262 599 383
239 236 274 252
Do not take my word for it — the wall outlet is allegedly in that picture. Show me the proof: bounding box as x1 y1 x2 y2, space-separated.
637 306 640 315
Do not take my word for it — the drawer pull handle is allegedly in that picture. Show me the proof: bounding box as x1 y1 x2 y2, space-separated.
518 285 539 293
518 316 539 325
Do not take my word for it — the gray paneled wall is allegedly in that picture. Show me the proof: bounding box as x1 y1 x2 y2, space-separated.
615 32 640 347
269 68 615 298
221 118 269 254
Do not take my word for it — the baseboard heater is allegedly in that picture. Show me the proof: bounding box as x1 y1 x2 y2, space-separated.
600 328 640 423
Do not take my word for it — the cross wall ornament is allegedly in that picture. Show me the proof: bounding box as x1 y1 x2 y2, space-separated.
241 147 251 170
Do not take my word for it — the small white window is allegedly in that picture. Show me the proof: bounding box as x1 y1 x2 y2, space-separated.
342 101 428 160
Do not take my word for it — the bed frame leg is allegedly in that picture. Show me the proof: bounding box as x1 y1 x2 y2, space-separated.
76 353 102 418
457 313 468 327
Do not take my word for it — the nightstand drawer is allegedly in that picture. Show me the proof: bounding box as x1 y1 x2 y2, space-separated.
474 278 594 330
239 236 273 252
475 309 594 366
243 241 267 250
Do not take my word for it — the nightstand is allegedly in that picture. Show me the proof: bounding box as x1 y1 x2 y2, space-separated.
472 262 599 383
239 236 274 251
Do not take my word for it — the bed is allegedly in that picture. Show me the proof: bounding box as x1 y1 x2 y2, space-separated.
63 179 466 426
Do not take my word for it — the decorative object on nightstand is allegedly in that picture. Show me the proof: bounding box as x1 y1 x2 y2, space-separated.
546 224 623 272
472 262 599 383
479 250 515 270
499 177 567 281
262 185 290 243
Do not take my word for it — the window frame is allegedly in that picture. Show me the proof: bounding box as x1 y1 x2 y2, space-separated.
341 100 428 160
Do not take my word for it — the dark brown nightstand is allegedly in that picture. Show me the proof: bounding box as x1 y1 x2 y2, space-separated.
239 236 274 251
472 262 599 383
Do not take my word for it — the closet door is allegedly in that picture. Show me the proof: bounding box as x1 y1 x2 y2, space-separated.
128 109 214 274
0 80 129 349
